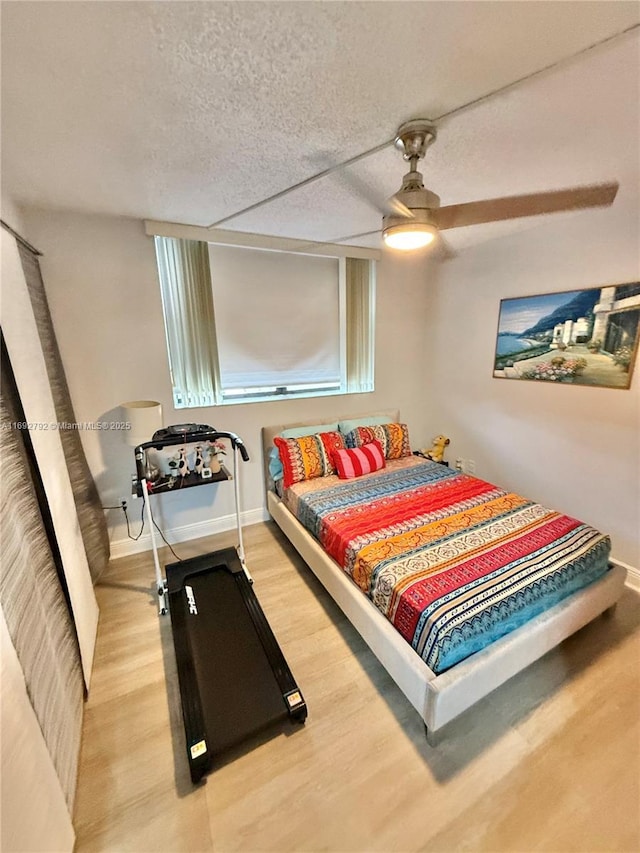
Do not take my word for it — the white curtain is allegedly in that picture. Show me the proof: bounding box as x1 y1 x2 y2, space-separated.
345 257 376 393
154 236 222 407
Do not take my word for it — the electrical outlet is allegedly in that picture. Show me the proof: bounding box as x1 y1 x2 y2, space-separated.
455 458 464 472
466 459 476 474
120 497 128 512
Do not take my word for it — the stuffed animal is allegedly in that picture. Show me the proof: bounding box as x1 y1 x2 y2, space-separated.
423 434 450 463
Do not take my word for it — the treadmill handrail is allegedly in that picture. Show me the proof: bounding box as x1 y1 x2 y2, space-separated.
135 431 249 486
135 430 249 459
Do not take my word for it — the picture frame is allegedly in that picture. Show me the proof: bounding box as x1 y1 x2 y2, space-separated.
493 283 640 389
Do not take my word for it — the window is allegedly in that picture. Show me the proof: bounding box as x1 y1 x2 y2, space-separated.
154 236 375 408
209 245 341 399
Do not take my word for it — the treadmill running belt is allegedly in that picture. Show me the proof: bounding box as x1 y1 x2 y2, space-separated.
166 548 306 781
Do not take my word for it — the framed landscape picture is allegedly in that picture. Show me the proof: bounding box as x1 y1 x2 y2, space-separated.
493 283 640 389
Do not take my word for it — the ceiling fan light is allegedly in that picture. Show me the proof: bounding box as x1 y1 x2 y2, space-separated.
383 223 436 251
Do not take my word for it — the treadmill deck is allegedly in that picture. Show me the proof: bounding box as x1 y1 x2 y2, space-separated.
166 548 306 781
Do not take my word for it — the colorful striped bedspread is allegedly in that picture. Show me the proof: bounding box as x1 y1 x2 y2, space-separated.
282 457 610 674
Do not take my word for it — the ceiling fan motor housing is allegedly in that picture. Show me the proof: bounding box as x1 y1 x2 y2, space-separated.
394 119 438 161
385 119 442 234
383 182 441 233
382 208 439 239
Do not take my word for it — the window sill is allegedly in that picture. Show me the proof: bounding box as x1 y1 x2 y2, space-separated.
174 385 374 409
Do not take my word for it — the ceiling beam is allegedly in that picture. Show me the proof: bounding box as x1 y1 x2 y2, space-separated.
145 220 381 260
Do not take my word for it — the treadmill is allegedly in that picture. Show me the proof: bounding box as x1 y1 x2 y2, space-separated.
135 426 307 783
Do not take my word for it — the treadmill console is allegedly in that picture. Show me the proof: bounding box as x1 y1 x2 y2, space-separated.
152 423 215 441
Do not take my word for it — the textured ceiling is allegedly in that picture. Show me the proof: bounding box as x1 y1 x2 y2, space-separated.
2 1 639 252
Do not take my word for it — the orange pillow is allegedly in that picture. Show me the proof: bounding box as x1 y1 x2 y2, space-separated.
273 431 345 488
345 423 411 459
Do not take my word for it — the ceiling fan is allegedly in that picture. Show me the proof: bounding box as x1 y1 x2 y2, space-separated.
340 118 619 252
208 117 619 253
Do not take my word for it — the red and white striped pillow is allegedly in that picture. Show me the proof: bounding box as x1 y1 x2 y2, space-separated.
332 440 386 479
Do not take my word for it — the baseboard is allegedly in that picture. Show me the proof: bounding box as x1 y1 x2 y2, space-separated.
110 520 640 586
611 558 640 593
109 506 270 560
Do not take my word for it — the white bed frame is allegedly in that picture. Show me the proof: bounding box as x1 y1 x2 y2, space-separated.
262 415 626 741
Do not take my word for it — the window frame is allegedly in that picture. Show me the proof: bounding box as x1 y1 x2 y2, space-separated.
148 222 379 409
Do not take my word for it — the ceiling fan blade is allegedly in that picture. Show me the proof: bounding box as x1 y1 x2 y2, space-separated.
384 194 414 218
328 165 392 215
331 229 381 244
435 182 619 231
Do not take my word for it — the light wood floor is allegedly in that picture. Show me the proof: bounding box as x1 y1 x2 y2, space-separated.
74 521 640 852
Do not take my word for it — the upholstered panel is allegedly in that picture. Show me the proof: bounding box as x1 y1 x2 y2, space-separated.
0 377 83 808
18 244 110 583
1 230 98 685
0 609 75 852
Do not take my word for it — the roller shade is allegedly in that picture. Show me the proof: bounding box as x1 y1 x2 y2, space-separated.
208 245 340 391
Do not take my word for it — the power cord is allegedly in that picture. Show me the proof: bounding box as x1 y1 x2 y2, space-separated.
122 497 145 541
105 496 183 561
152 518 183 562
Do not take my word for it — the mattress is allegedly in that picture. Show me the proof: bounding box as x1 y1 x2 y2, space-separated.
282 457 611 674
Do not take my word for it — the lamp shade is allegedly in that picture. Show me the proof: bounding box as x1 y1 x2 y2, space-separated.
120 400 163 447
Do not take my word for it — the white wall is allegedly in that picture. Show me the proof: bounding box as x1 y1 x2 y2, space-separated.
2 192 28 236
16 198 639 568
18 209 435 553
425 197 640 567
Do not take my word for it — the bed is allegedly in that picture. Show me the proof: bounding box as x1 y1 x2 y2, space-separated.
262 412 626 742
